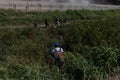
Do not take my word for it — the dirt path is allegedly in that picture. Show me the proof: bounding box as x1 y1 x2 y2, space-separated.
110 73 120 80
0 0 120 11
0 19 111 29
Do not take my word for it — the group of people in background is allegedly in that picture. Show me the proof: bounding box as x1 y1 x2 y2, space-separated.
34 17 67 28
45 17 67 28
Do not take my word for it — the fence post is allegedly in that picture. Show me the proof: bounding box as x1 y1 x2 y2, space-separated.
38 3 41 11
13 4 16 10
26 3 29 12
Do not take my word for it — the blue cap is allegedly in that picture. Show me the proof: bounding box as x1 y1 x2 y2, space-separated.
54 42 60 47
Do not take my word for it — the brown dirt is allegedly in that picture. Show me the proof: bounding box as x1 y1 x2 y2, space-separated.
110 73 120 80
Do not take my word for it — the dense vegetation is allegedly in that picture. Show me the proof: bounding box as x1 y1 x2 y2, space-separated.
0 9 120 80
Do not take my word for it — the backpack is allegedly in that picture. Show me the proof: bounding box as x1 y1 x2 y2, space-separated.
54 48 64 62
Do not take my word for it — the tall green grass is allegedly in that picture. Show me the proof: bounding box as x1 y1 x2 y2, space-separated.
0 9 120 80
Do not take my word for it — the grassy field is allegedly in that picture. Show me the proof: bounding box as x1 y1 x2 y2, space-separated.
0 9 120 80
0 9 120 26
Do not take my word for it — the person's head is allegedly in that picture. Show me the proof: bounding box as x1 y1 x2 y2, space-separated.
54 42 60 47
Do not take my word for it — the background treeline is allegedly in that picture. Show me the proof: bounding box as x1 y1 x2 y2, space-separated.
0 9 120 80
